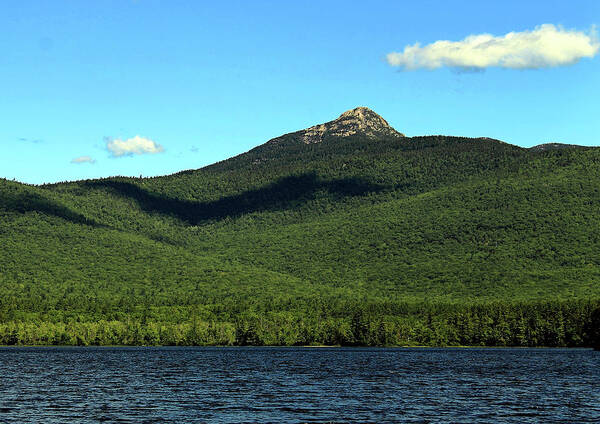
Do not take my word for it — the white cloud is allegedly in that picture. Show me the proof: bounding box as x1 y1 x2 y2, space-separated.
387 24 599 70
106 135 164 157
71 156 96 164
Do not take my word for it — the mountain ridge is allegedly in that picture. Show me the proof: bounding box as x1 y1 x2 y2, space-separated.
528 142 587 152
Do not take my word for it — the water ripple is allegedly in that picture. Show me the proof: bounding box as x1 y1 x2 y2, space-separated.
0 347 598 423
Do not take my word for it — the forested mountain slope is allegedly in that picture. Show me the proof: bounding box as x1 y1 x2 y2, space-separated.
1 107 599 346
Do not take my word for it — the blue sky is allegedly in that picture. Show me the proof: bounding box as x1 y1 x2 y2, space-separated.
2 0 599 184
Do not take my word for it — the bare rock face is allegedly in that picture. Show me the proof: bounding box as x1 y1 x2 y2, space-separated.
301 107 404 144
267 107 404 147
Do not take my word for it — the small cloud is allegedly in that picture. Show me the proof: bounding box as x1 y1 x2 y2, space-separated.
105 135 164 157
18 137 43 143
71 156 96 164
190 146 199 153
387 24 599 71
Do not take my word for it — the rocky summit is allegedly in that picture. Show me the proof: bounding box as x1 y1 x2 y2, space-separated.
301 107 404 144
268 107 404 146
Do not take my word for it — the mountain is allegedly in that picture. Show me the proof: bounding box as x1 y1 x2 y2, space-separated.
1 107 599 347
210 106 404 171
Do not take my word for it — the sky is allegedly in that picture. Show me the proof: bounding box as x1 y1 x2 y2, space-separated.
2 0 599 184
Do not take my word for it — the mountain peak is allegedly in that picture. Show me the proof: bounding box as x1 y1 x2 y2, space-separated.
268 107 404 147
338 106 384 120
301 107 404 144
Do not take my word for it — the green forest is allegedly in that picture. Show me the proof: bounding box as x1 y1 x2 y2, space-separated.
1 127 600 347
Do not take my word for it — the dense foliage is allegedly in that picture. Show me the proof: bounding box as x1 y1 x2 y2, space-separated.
1 133 599 346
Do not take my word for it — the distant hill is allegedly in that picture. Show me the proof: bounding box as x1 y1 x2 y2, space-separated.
529 143 587 152
1 107 599 347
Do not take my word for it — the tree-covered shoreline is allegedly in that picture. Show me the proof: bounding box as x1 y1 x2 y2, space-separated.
0 299 598 347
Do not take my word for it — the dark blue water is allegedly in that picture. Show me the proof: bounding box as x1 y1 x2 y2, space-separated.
0 347 598 423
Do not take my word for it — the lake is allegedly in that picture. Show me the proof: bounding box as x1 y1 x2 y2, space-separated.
0 347 598 423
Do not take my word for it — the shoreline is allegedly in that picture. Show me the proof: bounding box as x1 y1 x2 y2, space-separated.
0 344 596 350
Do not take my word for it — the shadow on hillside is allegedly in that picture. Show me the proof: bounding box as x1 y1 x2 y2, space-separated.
83 173 386 225
11 193 102 227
